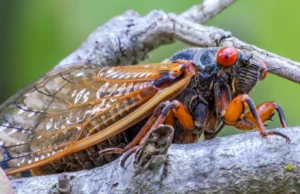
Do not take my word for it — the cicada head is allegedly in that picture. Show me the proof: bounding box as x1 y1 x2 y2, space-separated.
170 46 268 96
213 46 268 95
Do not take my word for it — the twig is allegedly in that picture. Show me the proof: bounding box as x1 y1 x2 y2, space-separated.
180 0 236 23
56 3 300 83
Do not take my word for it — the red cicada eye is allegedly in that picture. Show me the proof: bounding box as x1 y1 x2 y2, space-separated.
216 46 239 67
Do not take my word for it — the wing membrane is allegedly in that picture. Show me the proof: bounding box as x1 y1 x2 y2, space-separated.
0 62 191 175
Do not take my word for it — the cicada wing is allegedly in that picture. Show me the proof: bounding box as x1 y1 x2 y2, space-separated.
1 61 192 175
0 63 103 173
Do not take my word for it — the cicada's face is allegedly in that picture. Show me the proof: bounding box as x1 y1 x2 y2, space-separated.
233 52 268 95
213 46 268 95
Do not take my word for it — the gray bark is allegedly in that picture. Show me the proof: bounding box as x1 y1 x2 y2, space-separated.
180 0 236 23
11 127 300 194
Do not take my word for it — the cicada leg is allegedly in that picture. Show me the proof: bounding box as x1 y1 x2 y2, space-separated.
98 100 194 167
214 82 290 142
224 94 290 142
241 102 288 128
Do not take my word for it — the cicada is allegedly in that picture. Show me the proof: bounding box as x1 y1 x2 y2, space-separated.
0 46 290 176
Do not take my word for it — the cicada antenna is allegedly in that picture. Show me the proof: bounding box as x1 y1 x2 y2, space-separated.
246 54 253 62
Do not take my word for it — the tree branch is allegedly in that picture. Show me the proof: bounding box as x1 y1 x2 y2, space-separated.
55 2 300 84
11 127 300 193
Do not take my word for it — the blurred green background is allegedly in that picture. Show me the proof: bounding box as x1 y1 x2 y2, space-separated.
0 0 299 137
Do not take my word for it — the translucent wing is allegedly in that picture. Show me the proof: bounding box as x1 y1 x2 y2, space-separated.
0 62 193 175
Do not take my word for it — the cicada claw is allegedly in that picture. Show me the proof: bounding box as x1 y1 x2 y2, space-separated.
120 146 140 169
261 131 291 143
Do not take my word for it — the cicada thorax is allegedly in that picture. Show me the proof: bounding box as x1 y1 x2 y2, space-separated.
169 48 222 140
0 61 193 175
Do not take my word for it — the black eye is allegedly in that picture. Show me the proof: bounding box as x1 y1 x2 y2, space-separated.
200 50 214 65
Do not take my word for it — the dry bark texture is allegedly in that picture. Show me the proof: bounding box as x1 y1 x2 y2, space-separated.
11 127 300 194
7 0 300 193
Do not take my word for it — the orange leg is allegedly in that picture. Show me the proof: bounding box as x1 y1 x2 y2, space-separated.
98 100 194 164
224 94 290 142
139 100 194 145
242 102 288 128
